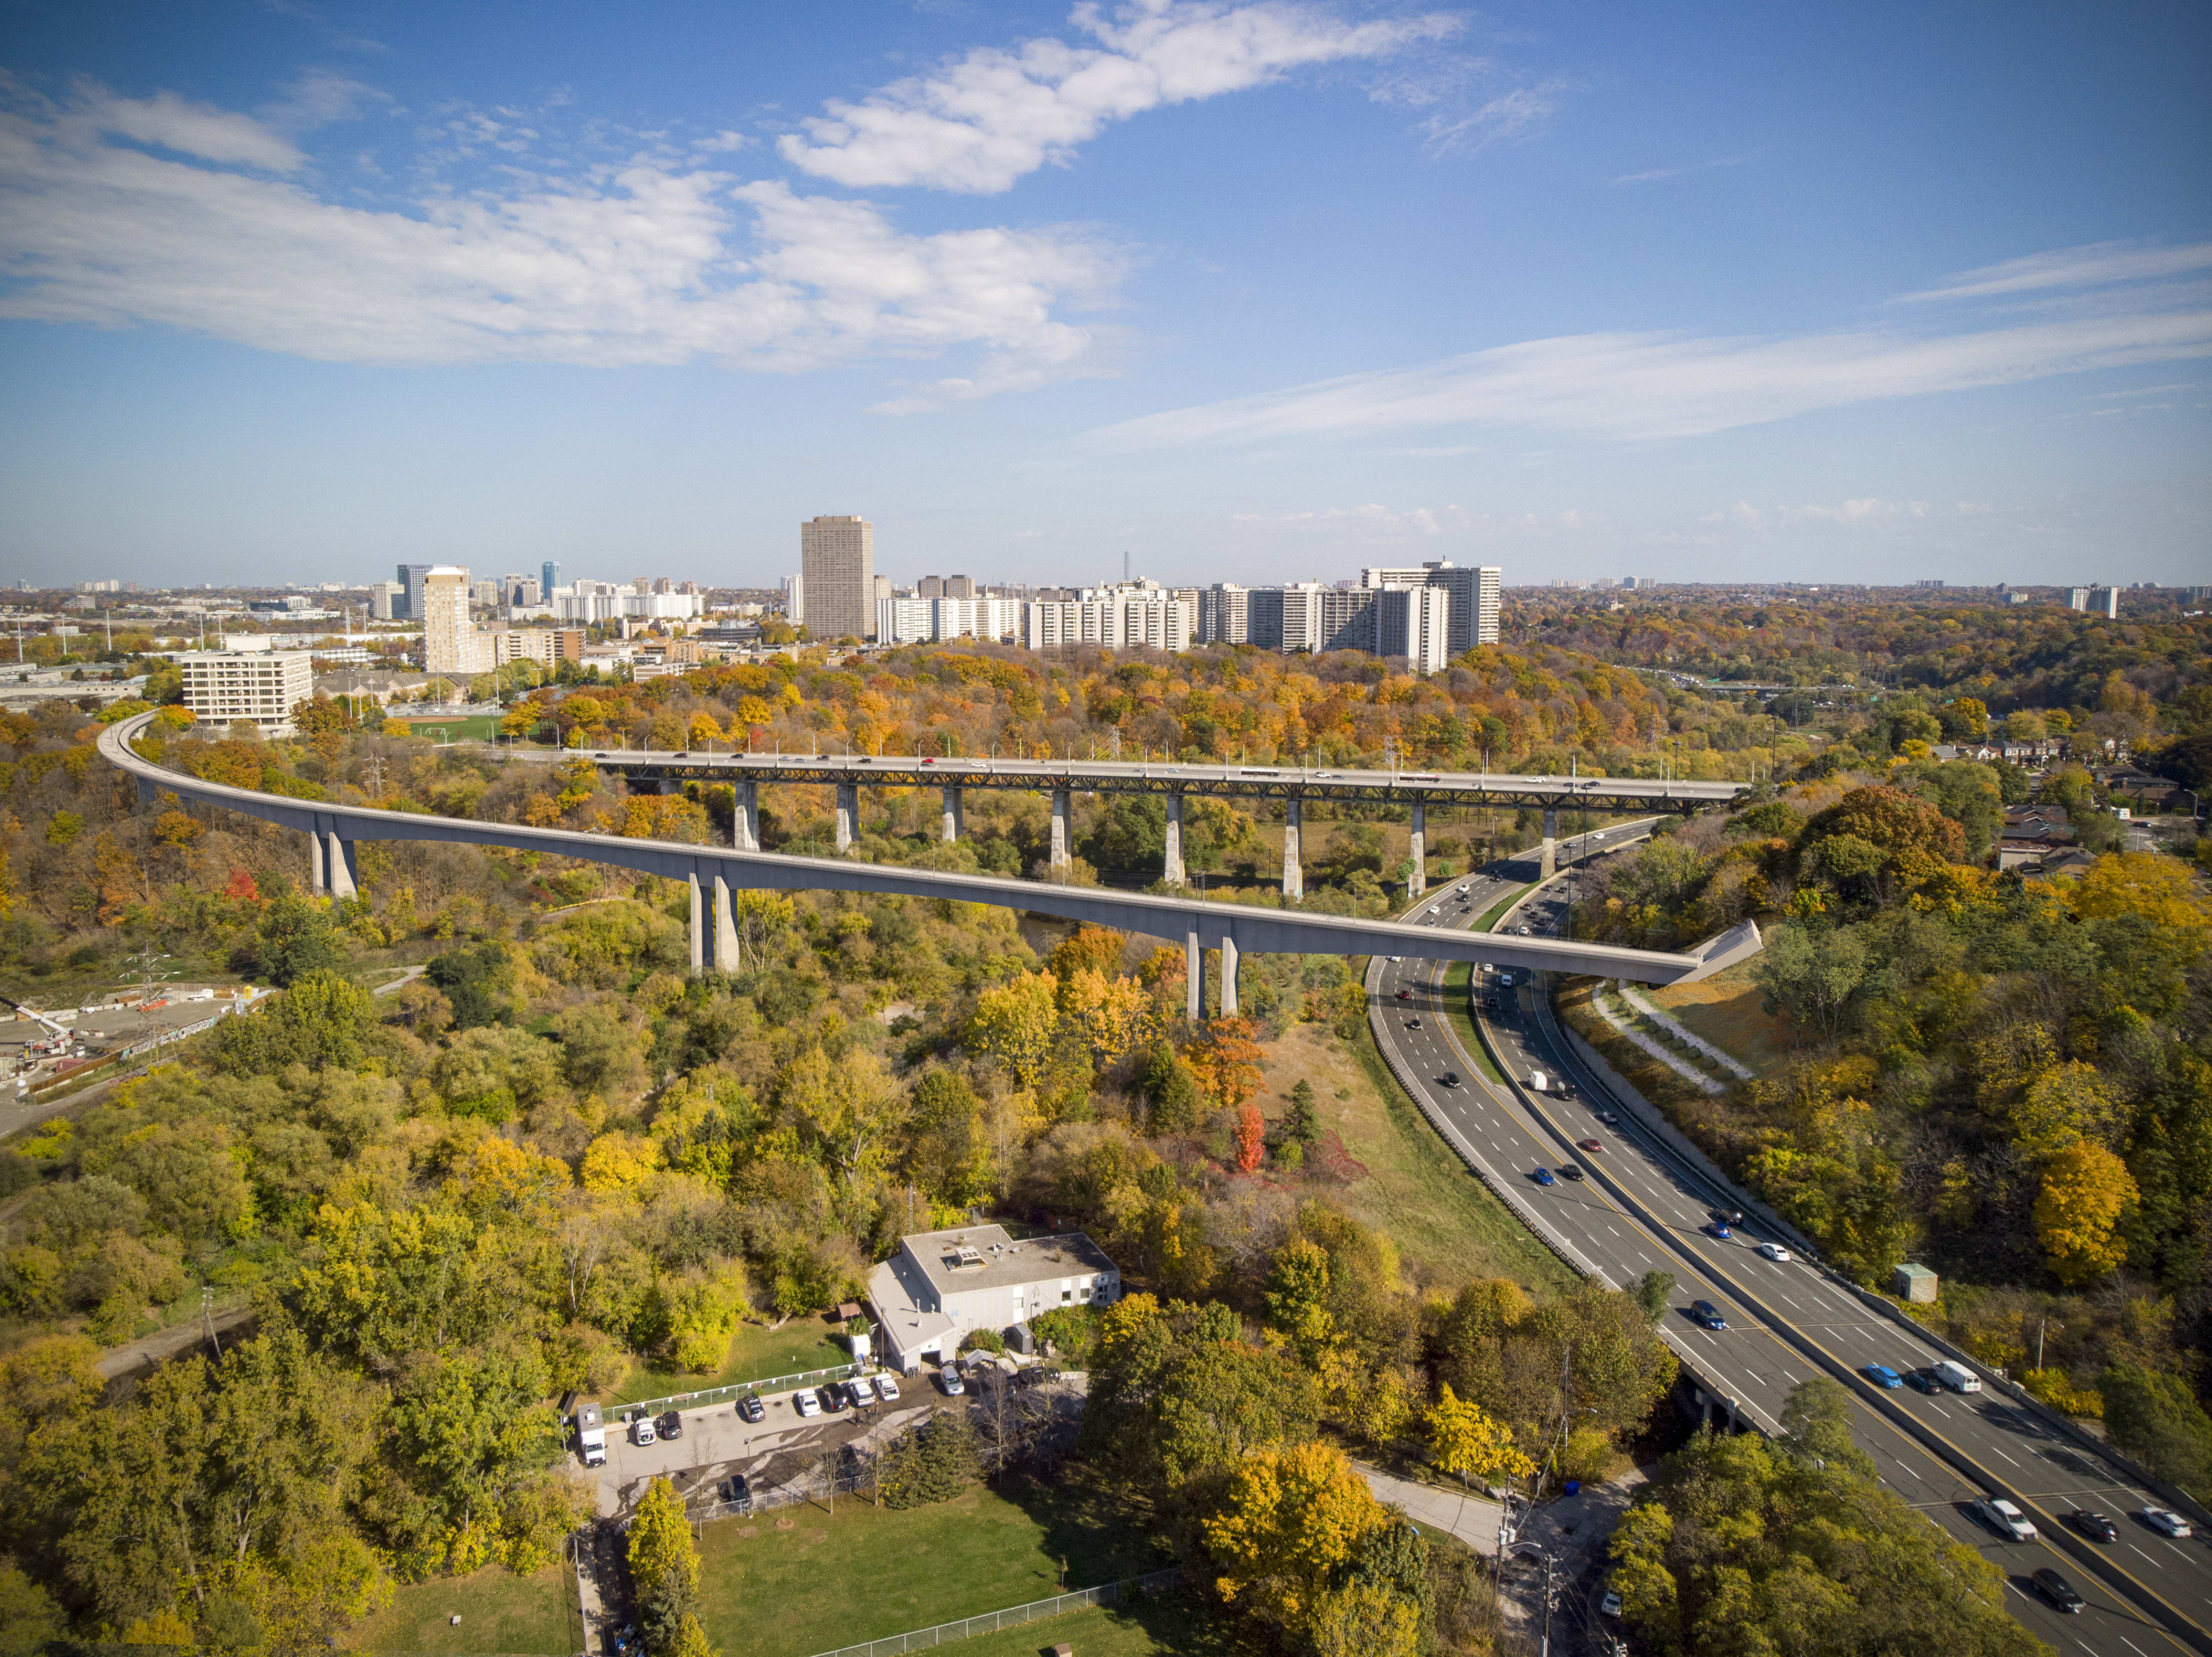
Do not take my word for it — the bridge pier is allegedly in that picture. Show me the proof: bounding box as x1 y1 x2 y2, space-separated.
309 830 326 894
941 786 962 843
137 775 157 809
836 783 858 853
1219 933 1239 1017
732 782 759 852
1540 807 1558 879
325 835 358 902
1162 793 1184 887
1050 789 1071 875
1408 804 1426 898
1185 927 1202 1022
1281 800 1302 901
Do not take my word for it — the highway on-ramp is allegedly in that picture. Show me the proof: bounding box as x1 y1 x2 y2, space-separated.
1369 839 2212 1656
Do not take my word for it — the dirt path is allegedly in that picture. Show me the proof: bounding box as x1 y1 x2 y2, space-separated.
95 1305 257 1380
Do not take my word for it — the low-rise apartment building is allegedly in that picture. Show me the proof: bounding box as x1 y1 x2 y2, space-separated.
180 650 313 736
866 1224 1120 1374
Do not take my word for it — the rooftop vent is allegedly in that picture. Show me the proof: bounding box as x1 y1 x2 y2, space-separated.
956 1244 985 1269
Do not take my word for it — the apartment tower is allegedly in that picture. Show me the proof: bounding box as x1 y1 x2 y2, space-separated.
420 566 478 675
800 516 875 642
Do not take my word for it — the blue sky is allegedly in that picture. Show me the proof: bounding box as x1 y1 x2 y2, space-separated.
1 1 2206 591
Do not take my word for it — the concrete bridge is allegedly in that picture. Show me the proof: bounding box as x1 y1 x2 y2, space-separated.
102 714 1761 1016
551 748 1748 896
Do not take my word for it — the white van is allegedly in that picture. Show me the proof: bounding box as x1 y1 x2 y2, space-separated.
1528 1072 1550 1092
574 1403 607 1467
1934 1360 1982 1394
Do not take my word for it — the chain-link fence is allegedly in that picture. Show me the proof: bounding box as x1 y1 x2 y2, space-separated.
615 1361 860 1421
805 1569 1181 1657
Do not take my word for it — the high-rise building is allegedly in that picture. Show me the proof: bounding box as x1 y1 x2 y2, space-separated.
421 566 484 675
1248 582 1325 653
1376 586 1451 672
784 573 804 625
1196 584 1249 644
541 560 561 600
800 516 875 641
1359 561 1499 652
396 562 435 623
2088 587 2120 619
368 581 404 621
2068 587 2092 611
1021 584 1194 652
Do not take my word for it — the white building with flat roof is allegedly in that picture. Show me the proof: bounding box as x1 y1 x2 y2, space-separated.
866 1224 1119 1374
181 650 313 736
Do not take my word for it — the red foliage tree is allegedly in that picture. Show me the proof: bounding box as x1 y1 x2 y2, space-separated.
1235 1103 1266 1173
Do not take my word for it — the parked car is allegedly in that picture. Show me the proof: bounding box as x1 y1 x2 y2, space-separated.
1757 1242 1791 1262
1903 1367 1942 1394
940 1368 966 1396
846 1378 877 1408
656 1410 684 1439
630 1414 656 1446
2141 1508 2194 1538
1689 1300 1728 1330
1972 1497 2037 1542
794 1389 821 1418
738 1393 767 1423
1865 1365 1902 1389
718 1474 752 1512
1558 1164 1584 1181
2071 1510 2118 1543
2031 1569 2084 1613
876 1374 902 1402
1532 1167 1558 1187
819 1385 849 1414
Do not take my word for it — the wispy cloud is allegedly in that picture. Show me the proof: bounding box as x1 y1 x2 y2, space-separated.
1895 240 2212 304
778 0 1460 194
0 78 1124 401
1611 152 1753 186
1093 241 2212 448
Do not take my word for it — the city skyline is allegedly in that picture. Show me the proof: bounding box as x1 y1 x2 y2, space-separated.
1 3 2205 588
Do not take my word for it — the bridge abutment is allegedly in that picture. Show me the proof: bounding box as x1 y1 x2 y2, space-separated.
1162 793 1184 887
1281 800 1302 901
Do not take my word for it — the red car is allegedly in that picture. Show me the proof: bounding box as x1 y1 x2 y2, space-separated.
1395 988 1413 1001
1578 1138 1603 1153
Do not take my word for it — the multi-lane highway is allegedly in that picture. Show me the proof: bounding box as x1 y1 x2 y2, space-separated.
1370 840 2212 1656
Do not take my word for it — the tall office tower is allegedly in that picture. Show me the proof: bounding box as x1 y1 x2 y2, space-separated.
800 516 874 641
942 574 976 599
873 574 894 610
1359 560 1500 652
1197 584 1250 644
421 566 480 675
541 560 561 600
396 562 435 622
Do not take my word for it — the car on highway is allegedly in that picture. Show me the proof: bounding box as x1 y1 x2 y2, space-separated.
1756 1242 1791 1262
630 1413 656 1446
1396 988 1413 1001
2071 1510 2118 1543
876 1374 902 1402
1707 1221 1732 1239
1558 1164 1584 1181
794 1389 821 1418
1689 1300 1729 1329
1972 1497 2037 1542
1865 1365 1902 1389
2141 1507 2193 1538
2031 1569 2084 1613
1406 1016 1423 1030
1577 1138 1603 1153
1532 1167 1558 1187
1515 925 1532 935
1599 1110 1619 1126
1441 1072 1461 1087
1903 1367 1942 1394
656 1410 684 1439
940 1368 966 1396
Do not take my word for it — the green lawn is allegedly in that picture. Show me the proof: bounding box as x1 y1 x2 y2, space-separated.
388 713 504 742
1441 962 1506 1085
610 1318 853 1406
341 1564 573 1654
698 1477 1174 1657
920 1594 1233 1657
1472 883 1532 933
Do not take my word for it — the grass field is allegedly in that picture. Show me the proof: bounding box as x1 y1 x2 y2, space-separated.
1472 883 1532 933
609 1318 851 1406
698 1476 1173 1657
1260 1022 1571 1294
387 713 504 743
1645 958 1794 1076
340 1563 573 1654
919 1594 1234 1657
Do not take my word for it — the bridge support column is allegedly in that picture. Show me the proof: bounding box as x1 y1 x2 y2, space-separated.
137 775 157 809
941 786 962 843
732 782 759 852
309 830 327 894
1162 793 1184 887
1050 789 1071 875
1218 933 1239 1018
1281 800 1302 901
1185 927 1201 1023
1540 807 1558 879
1408 804 1426 898
688 874 706 975
326 835 358 903
835 783 858 853
712 873 738 972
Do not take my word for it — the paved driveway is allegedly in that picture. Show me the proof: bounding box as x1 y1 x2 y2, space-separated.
1357 1462 1505 1553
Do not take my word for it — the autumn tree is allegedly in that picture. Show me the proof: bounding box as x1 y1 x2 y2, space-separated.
1236 1103 1267 1172
2033 1141 2137 1286
968 971 1061 1090
628 1476 713 1657
1184 1016 1265 1109
1423 1384 1536 1491
777 1047 909 1187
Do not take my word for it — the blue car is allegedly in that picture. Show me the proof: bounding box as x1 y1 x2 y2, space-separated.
1689 1299 1729 1329
1866 1364 1902 1389
1708 1221 1732 1239
1533 1167 1558 1187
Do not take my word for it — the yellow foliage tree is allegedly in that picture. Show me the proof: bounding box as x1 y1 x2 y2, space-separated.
2033 1141 2137 1287
687 710 725 746
2010 1061 2125 1158
1424 1382 1537 1490
1203 1441 1397 1634
1064 966 1155 1071
969 971 1062 1089
580 1131 662 1196
2067 852 2212 930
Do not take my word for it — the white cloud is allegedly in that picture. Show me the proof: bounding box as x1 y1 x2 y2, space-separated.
1410 81 1566 153
0 80 1124 396
1093 249 2212 448
1234 501 1450 535
1896 240 2212 304
260 69 390 133
778 0 1459 194
1702 498 1931 528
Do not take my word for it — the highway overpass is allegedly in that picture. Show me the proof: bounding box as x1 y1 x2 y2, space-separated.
102 714 1760 1012
537 747 1749 896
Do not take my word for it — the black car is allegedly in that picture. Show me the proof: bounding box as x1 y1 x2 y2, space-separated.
2031 1569 2084 1613
1903 1367 1942 1394
1441 1072 1461 1087
1406 1016 1423 1030
1689 1299 1728 1330
718 1474 752 1512
820 1385 849 1413
2071 1510 2118 1543
737 1394 766 1424
1558 1164 1584 1182
656 1411 684 1440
